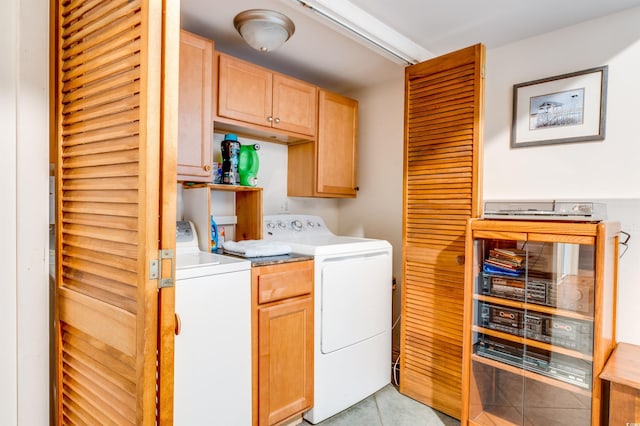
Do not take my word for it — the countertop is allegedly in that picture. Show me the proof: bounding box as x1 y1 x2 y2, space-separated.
222 252 313 267
600 342 640 389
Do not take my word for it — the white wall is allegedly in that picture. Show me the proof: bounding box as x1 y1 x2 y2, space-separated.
340 74 405 350
1 0 50 424
483 6 640 344
1 0 19 422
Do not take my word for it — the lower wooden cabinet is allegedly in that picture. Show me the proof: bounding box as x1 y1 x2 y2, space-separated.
462 219 620 425
600 343 640 426
252 260 314 426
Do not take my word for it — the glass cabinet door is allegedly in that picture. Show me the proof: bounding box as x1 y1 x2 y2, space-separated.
469 235 596 425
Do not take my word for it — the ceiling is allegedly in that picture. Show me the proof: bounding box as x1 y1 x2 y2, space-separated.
180 0 640 93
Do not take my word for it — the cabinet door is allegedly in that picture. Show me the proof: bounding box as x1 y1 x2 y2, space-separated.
258 296 314 426
463 220 620 426
177 30 213 182
315 89 358 197
272 75 317 136
217 54 273 127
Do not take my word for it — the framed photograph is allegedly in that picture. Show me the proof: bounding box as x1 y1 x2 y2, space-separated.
511 66 608 148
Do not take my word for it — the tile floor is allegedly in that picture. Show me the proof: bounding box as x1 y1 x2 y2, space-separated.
301 384 460 426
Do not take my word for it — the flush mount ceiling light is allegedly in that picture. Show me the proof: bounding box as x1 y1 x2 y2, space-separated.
234 9 295 52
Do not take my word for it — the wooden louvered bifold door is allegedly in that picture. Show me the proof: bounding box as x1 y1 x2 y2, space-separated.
400 43 485 419
53 0 177 424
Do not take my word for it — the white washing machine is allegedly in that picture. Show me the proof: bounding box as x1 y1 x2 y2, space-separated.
174 221 252 425
263 215 392 424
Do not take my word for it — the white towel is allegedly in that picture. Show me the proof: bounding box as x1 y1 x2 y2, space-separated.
222 240 292 258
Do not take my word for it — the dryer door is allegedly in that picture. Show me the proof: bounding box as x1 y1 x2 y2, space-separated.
320 251 392 354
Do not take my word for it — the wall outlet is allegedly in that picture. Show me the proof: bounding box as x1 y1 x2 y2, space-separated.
280 199 289 212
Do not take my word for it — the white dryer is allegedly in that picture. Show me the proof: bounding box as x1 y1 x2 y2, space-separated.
263 215 392 424
174 221 252 425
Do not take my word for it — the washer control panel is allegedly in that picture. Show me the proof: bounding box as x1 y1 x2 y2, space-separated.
263 214 329 239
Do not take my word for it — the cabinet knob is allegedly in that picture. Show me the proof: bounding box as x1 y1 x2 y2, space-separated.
274 117 280 124
203 165 211 172
267 116 273 123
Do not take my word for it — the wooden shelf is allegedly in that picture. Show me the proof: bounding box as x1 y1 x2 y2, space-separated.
469 411 520 426
473 294 594 321
212 215 237 225
471 353 592 397
182 184 263 251
472 326 593 361
183 183 262 192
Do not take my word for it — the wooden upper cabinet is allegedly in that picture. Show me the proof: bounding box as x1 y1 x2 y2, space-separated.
217 54 317 138
316 90 358 196
211 51 358 198
177 30 214 182
272 75 317 136
288 89 358 198
217 54 273 127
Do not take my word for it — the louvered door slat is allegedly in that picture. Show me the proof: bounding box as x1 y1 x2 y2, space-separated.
410 129 474 142
62 0 112 28
62 0 140 48
63 27 141 73
405 335 465 362
62 147 139 166
62 0 132 31
410 62 475 82
63 82 141 115
406 307 465 331
410 92 476 112
62 67 141 104
53 0 173 423
405 237 466 246
63 136 139 157
408 188 472 195
63 15 141 63
63 95 140 125
63 234 138 258
64 123 140 147
400 44 485 419
406 293 466 313
64 109 140 135
404 353 462 377
410 157 474 167
63 177 139 192
64 52 141 92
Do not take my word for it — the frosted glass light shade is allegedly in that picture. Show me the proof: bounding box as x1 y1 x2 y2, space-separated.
234 9 295 52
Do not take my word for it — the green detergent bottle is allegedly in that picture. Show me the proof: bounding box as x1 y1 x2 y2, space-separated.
238 143 260 186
